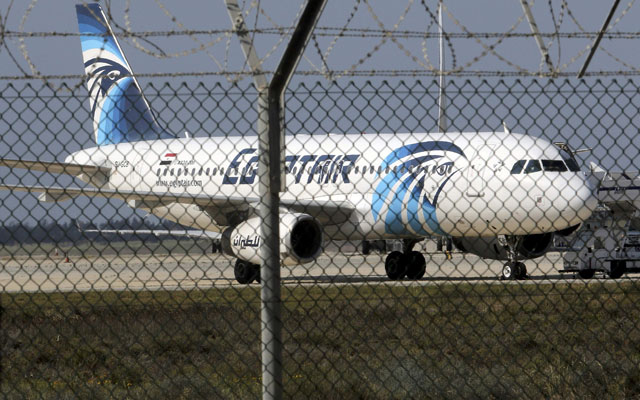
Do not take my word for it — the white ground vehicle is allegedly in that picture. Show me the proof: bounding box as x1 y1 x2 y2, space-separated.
561 170 640 278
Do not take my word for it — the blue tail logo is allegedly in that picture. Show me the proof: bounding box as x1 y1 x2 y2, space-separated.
76 4 173 146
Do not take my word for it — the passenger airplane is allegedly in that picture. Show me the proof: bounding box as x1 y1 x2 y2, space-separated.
0 4 597 283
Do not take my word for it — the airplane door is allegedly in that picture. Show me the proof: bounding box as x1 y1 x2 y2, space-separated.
466 144 494 197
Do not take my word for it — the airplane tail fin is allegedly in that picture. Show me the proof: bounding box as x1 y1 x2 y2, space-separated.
76 4 174 146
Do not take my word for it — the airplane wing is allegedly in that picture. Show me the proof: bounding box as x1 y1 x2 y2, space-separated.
280 198 354 224
0 183 356 225
81 228 221 239
0 183 255 208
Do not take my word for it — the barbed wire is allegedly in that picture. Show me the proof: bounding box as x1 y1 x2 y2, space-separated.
3 69 640 82
6 29 640 39
7 29 640 40
1 0 640 88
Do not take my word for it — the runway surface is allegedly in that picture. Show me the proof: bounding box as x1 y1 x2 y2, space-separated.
0 249 615 293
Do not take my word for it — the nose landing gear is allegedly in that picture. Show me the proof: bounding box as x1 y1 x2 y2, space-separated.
501 261 527 280
500 236 528 280
384 239 426 280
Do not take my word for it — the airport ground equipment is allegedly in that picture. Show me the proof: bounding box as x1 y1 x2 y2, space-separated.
560 170 640 278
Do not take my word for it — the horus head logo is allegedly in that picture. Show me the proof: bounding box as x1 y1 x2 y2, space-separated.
372 141 467 235
86 57 131 118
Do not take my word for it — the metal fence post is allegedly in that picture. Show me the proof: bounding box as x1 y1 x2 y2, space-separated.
225 1 326 398
257 86 285 399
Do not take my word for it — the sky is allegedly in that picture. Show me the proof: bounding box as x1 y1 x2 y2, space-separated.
2 0 640 82
1 0 640 226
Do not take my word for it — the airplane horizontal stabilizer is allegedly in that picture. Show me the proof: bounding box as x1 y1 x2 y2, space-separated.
0 159 111 187
0 159 110 175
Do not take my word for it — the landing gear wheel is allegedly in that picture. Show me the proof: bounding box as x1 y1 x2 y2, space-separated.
251 264 261 283
405 251 426 280
234 259 256 284
608 261 626 279
362 241 371 255
501 236 527 281
502 262 516 280
578 269 595 279
385 251 407 280
515 262 527 280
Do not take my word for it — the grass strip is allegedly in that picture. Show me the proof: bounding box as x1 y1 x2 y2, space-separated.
2 281 640 399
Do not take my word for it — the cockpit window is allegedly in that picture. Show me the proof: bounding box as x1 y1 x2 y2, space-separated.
563 157 580 172
510 160 526 174
541 160 568 172
512 158 578 174
524 160 542 173
560 148 581 172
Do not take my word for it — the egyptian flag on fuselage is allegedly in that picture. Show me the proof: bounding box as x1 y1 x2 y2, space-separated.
160 153 177 165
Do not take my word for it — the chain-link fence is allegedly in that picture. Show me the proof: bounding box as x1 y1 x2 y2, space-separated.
1 78 640 398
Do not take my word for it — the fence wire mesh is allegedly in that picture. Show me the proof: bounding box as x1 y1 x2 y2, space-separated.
1 78 640 398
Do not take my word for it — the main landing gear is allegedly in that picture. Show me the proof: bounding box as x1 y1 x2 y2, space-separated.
234 259 260 284
500 236 528 280
384 239 426 280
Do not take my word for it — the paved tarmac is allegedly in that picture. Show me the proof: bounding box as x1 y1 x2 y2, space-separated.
0 249 617 293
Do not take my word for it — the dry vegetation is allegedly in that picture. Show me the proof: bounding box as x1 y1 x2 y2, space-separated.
2 281 640 399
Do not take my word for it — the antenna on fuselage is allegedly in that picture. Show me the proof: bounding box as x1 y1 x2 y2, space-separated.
437 0 447 133
502 121 510 134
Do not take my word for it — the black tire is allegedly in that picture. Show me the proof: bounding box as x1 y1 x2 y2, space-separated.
609 261 626 279
515 262 527 280
251 264 261 283
405 251 426 280
385 251 406 280
578 269 595 279
501 262 515 280
234 259 254 284
362 241 371 255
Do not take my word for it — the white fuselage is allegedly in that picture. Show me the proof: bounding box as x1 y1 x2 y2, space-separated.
66 131 597 240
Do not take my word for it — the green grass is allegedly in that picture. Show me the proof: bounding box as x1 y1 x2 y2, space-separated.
3 282 640 399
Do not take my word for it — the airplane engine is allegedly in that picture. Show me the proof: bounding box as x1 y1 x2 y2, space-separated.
221 213 323 266
451 233 553 260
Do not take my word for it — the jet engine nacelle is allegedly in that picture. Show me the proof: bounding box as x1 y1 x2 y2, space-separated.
451 233 553 260
221 213 323 266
